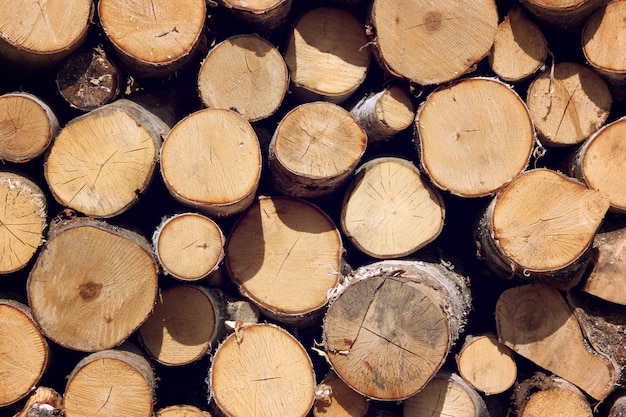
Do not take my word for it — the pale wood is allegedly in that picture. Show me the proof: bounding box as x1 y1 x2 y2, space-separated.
455 334 517 395
583 0 626 100
0 299 49 407
571 117 626 212
527 62 612 147
156 405 213 417
496 283 620 401
416 77 534 197
514 373 592 417
27 217 159 352
0 172 47 274
64 348 155 417
476 168 609 287
323 260 471 401
283 7 370 103
138 285 224 366
209 323 315 417
403 372 489 417
225 196 343 325
521 0 610 30
268 101 366 198
217 0 291 32
369 0 497 86
349 85 416 142
44 99 167 218
160 108 261 217
488 4 547 82
56 46 122 111
0 93 59 163
153 212 225 281
0 0 92 67
198 35 288 122
12 386 63 417
340 157 445 259
98 0 206 77
581 224 626 304
313 371 368 417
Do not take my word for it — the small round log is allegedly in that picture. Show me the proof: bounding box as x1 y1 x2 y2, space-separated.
216 0 292 33
514 373 593 417
521 0 609 31
156 405 213 417
313 371 368 417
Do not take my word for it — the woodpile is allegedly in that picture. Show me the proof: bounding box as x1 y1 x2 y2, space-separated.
4 0 626 416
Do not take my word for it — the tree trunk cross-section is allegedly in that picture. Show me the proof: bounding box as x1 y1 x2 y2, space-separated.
514 373 593 417
217 0 292 33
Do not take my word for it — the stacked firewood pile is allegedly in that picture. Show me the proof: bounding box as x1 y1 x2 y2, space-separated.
3 0 626 416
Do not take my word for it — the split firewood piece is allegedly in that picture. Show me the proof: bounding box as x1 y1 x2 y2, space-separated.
514 373 593 417
0 172 47 274
0 299 49 407
198 35 288 122
268 102 366 198
403 371 489 417
98 0 206 77
340 157 445 259
0 92 59 163
0 0 92 67
349 85 416 143
368 0 497 86
283 7 370 103
323 259 472 401
27 217 159 352
455 334 517 396
475 168 609 289
64 348 155 417
156 405 213 417
571 117 626 213
521 0 610 31
44 99 167 218
209 323 316 417
56 46 123 112
138 285 224 366
216 0 292 33
583 1 626 100
488 5 547 82
415 77 534 197
527 61 612 147
153 212 225 281
12 386 63 417
313 371 368 417
496 283 620 401
160 108 261 217
225 196 343 325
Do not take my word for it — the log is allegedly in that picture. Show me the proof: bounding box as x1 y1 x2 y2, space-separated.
156 404 213 417
268 101 366 198
349 85 415 143
487 4 547 82
475 168 609 288
160 108 261 217
313 371 368 417
63 348 155 417
98 0 206 77
197 34 288 122
283 7 371 103
0 299 49 407
12 387 63 417
216 0 292 33
44 99 168 218
0 172 47 274
514 373 592 417
368 0 498 86
322 259 471 401
455 334 517 396
526 61 612 147
209 323 316 417
27 217 159 352
520 0 609 31
496 283 620 401
571 117 626 213
225 195 343 325
56 46 123 112
152 212 225 282
138 285 224 366
0 92 59 163
402 371 489 417
608 395 626 417
0 0 92 67
340 157 445 259
415 77 534 197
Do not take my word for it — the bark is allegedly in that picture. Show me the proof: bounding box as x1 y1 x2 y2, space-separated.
514 373 593 417
313 371 368 417
521 0 610 31
12 387 63 417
